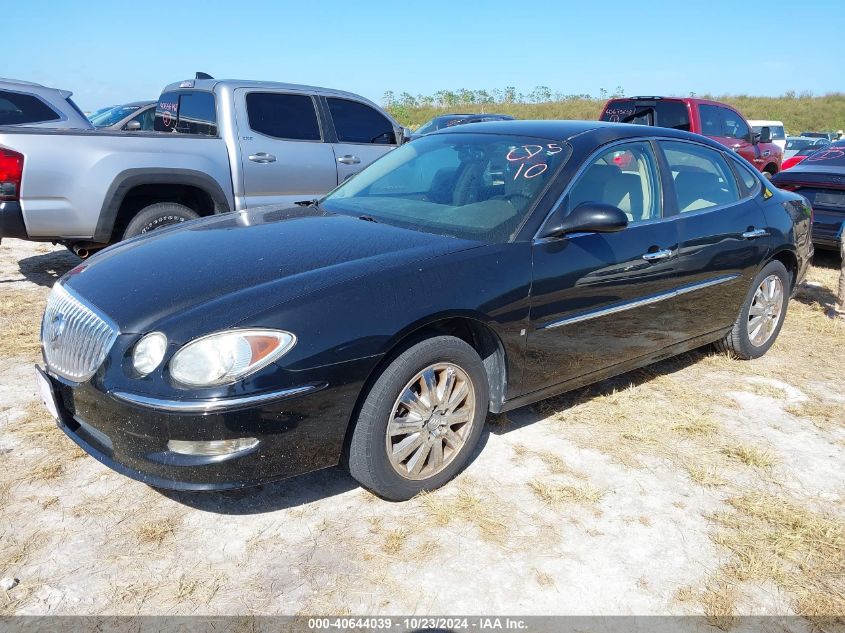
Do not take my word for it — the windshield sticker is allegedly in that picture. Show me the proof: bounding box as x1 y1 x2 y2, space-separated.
505 144 562 179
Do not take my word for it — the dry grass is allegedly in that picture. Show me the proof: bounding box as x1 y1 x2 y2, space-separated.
0 288 48 361
786 400 845 429
381 528 409 556
720 444 776 469
534 569 555 588
135 516 181 546
685 464 727 488
528 479 606 507
699 582 739 631
415 479 512 545
711 494 845 618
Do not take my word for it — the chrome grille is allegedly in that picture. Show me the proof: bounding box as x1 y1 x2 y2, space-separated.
41 284 119 382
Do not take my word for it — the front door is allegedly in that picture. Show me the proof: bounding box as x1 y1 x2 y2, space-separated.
524 140 687 393
324 96 398 183
235 89 339 208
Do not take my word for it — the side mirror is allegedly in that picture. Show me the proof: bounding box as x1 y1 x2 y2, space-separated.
400 127 413 144
758 126 772 144
124 120 142 131
541 202 629 239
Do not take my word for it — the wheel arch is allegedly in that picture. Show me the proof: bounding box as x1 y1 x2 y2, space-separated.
767 247 799 290
93 168 232 243
341 314 510 461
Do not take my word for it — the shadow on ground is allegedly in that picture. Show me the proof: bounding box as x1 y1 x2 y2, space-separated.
17 249 79 288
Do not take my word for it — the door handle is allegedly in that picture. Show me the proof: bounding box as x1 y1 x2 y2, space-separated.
642 249 673 262
248 153 276 163
742 228 769 239
337 154 361 165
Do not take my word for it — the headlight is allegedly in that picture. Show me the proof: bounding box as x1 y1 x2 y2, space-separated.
169 329 296 387
132 332 168 376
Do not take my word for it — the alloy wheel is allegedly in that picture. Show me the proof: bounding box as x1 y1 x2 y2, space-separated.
385 363 476 480
747 274 784 347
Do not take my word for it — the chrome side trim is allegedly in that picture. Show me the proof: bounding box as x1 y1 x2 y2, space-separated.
541 274 741 330
110 384 322 413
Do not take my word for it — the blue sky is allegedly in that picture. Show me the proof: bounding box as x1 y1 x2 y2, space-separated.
4 0 843 110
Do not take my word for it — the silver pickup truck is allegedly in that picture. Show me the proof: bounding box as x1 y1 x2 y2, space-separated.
0 78 405 256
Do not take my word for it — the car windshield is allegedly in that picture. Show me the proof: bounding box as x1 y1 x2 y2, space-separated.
321 133 571 243
801 145 845 167
415 116 467 135
89 104 143 127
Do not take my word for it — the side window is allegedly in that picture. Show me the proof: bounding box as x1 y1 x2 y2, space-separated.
568 141 662 224
661 141 740 212
698 104 723 137
721 108 750 140
245 92 321 141
0 90 60 125
126 108 155 131
730 157 761 196
327 98 396 145
154 91 217 135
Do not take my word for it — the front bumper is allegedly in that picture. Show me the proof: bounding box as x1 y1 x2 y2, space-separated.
41 360 372 491
0 201 28 240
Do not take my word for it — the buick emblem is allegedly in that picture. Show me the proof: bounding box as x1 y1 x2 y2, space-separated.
50 313 67 344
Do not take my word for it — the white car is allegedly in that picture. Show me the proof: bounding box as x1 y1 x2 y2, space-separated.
0 78 93 129
748 119 786 153
783 135 830 159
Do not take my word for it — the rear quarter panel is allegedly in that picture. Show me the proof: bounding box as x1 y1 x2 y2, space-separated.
0 129 231 239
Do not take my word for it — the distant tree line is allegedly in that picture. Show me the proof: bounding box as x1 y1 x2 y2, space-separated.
382 86 627 109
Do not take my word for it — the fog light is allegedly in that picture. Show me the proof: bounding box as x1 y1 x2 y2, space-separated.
167 438 258 456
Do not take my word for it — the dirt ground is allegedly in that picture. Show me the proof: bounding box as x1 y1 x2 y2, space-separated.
0 238 843 625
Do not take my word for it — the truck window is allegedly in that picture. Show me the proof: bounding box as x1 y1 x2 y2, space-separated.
0 90 61 125
600 99 690 131
720 108 750 140
698 105 722 137
327 98 396 144
154 91 217 136
245 93 321 141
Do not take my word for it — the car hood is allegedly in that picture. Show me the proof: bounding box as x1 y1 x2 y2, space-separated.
61 205 481 334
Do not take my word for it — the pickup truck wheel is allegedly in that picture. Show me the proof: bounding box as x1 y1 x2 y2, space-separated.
123 203 199 240
347 336 489 501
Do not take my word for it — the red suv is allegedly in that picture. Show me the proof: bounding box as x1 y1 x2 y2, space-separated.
600 97 782 177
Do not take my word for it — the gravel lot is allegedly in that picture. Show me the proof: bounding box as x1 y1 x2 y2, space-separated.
0 238 843 623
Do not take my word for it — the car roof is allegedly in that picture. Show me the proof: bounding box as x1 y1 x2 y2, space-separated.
747 119 784 126
162 78 377 103
433 119 727 147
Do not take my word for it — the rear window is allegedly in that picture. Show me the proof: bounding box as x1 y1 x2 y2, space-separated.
0 90 61 125
601 99 690 131
245 92 321 141
802 145 845 167
154 91 217 135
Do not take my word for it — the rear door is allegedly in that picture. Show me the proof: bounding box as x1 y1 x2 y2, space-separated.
234 89 338 207
656 139 769 337
323 97 398 182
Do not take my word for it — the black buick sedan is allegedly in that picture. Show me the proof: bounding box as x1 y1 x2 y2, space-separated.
38 121 813 500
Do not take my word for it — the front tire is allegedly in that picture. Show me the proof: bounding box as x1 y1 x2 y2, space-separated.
347 336 489 501
714 260 790 359
122 202 199 240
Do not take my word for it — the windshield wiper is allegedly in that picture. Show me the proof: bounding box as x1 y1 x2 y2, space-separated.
294 198 319 207
358 215 378 223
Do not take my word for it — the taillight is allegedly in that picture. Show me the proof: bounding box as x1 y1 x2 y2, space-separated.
0 148 24 201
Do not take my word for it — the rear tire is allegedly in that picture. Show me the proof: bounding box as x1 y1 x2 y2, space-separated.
714 260 790 359
122 202 199 240
347 336 489 501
